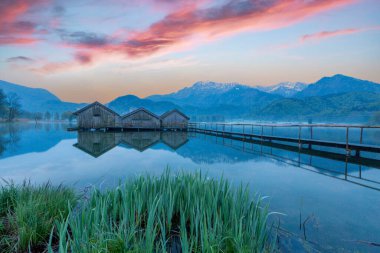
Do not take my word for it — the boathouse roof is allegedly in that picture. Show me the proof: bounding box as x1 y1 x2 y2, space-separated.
121 108 160 119
160 109 190 120
73 101 120 116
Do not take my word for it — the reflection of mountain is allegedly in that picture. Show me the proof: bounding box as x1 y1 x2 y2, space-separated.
174 136 261 164
0 123 76 160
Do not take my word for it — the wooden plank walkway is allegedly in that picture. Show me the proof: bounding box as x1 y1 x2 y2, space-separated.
188 123 380 155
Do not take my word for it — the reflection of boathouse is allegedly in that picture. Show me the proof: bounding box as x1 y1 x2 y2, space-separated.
74 132 118 157
74 131 188 157
121 132 160 151
161 132 188 149
73 102 188 131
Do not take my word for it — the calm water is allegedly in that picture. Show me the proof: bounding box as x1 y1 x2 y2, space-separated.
0 123 379 252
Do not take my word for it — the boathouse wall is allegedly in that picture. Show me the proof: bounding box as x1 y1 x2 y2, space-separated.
161 110 189 129
75 102 118 129
121 109 160 129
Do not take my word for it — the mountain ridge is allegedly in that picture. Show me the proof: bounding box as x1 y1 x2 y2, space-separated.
1 74 380 123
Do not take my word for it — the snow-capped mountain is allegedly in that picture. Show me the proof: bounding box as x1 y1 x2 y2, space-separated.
147 81 279 107
257 82 307 97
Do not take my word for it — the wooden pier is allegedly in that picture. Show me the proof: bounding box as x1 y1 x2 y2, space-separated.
188 123 380 156
195 132 380 191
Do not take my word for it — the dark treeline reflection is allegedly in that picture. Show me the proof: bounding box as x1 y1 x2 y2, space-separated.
0 123 21 155
0 122 76 159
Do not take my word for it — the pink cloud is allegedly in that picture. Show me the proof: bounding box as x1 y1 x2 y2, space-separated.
0 0 51 45
121 0 355 57
32 0 356 73
301 28 360 42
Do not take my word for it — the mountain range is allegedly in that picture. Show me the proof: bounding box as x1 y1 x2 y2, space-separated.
1 74 379 123
256 82 307 97
0 80 86 114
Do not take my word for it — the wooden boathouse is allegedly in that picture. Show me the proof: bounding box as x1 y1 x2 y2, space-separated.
121 108 160 130
73 102 189 131
160 109 190 130
73 102 120 129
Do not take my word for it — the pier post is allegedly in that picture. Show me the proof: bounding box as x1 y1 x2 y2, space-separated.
309 126 313 149
360 127 363 144
345 127 351 156
298 126 301 149
356 127 364 157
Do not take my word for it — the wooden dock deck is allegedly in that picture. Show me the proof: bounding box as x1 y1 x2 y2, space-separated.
188 122 380 155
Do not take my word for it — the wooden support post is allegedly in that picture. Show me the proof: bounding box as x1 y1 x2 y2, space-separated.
223 124 225 144
345 156 348 180
346 127 350 156
298 126 301 149
360 127 363 144
308 126 312 149
356 127 363 157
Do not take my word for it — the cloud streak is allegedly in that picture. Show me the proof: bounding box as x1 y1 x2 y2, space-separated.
300 26 380 43
6 56 34 62
301 28 360 42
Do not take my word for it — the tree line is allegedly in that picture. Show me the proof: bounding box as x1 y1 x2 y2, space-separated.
0 89 75 122
0 89 22 121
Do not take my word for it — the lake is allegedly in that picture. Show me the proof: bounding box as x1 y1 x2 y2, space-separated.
0 123 379 252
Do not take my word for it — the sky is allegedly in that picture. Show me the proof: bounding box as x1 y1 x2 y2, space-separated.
0 0 379 103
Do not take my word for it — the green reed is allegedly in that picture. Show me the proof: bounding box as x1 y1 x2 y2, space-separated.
53 170 274 252
0 171 274 252
0 181 76 252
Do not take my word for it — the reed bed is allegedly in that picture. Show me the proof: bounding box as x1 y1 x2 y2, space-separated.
53 170 273 252
0 181 76 252
0 171 274 252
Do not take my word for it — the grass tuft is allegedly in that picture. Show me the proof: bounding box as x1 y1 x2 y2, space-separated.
55 170 274 252
0 180 76 252
0 170 274 252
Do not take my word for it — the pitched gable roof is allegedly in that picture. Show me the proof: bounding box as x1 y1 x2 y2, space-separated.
73 101 120 116
160 109 190 120
121 108 159 119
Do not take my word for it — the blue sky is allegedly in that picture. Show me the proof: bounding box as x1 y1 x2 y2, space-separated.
0 0 379 102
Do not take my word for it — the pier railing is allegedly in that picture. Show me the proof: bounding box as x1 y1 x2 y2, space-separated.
188 122 380 155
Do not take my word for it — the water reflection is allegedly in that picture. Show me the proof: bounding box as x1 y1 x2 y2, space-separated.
0 123 76 159
74 131 189 157
198 133 380 191
0 124 23 156
70 130 380 191
0 123 380 252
